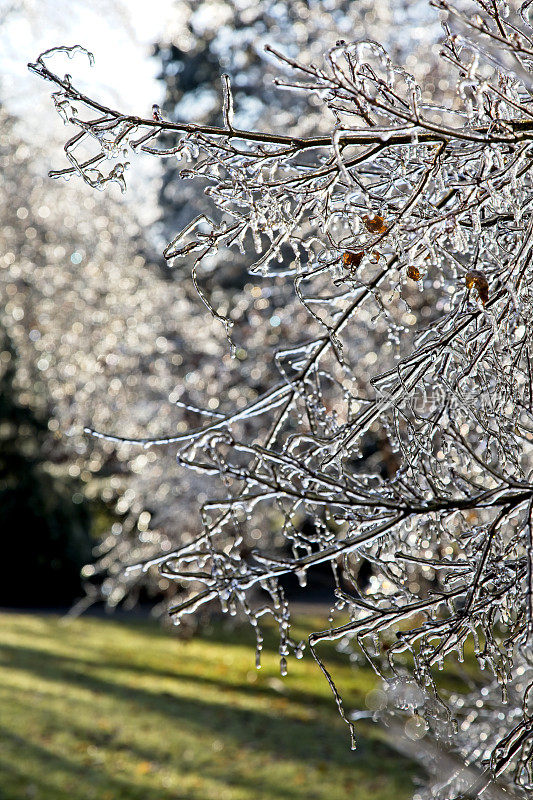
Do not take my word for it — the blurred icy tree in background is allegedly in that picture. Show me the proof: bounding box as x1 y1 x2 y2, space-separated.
2 0 443 608
17 0 533 797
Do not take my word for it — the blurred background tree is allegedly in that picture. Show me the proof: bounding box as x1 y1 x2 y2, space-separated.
0 0 443 613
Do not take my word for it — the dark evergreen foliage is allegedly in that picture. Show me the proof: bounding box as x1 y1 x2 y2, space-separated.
0 327 92 606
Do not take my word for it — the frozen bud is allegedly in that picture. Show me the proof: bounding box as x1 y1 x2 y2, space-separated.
407 265 421 281
362 214 387 234
342 251 364 269
465 270 489 305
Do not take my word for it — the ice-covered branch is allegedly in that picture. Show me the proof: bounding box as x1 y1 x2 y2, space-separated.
28 2 533 796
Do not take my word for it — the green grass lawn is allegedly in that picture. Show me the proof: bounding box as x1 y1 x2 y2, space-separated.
0 611 418 800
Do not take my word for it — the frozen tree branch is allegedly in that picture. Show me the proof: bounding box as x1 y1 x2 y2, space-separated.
29 1 533 796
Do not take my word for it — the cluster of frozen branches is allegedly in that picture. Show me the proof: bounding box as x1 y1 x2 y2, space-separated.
30 0 533 795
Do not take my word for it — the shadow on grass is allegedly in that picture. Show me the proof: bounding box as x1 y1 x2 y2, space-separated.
1 615 371 709
0 725 357 800
0 729 182 800
0 640 411 773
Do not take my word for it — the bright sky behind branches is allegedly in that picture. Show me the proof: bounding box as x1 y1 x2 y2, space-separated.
1 0 173 136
